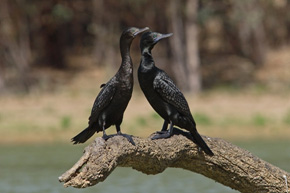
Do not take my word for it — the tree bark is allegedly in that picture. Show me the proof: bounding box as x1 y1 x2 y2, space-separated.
59 129 290 193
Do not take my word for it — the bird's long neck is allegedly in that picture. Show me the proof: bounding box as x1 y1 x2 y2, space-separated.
118 37 133 81
140 48 155 72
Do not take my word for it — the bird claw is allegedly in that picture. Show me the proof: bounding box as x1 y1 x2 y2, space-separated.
198 147 202 153
117 132 135 145
102 134 110 141
102 132 135 145
151 131 172 140
156 130 168 134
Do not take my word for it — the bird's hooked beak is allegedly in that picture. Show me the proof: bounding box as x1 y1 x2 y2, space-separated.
153 33 173 44
133 27 150 36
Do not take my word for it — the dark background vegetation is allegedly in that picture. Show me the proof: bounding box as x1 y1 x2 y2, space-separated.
1 0 290 94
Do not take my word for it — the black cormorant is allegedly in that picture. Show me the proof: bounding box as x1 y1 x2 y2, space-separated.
72 27 149 145
138 31 214 156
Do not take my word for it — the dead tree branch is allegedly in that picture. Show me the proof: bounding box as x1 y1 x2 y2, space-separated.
59 129 289 193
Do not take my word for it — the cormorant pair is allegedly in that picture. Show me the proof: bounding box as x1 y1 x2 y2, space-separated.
72 27 214 156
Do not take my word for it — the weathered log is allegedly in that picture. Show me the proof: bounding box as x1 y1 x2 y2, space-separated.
59 129 289 193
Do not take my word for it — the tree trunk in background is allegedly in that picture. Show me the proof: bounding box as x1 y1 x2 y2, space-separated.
0 73 5 92
92 0 118 75
232 0 266 67
185 0 201 92
92 0 106 65
168 0 188 91
168 0 201 92
44 28 65 69
251 22 266 66
0 0 31 92
41 1 66 69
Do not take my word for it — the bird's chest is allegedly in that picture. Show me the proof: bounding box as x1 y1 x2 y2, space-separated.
101 85 132 123
139 75 168 113
109 83 132 112
138 75 155 98
116 86 132 101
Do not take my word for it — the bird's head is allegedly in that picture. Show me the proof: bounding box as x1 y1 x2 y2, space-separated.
122 27 150 40
140 31 173 51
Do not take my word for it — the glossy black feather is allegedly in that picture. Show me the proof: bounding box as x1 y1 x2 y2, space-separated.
72 27 149 144
153 73 192 118
138 31 213 156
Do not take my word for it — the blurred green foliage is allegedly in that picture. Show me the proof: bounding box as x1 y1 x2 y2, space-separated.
60 115 71 130
136 116 147 127
52 4 73 22
283 110 290 125
193 112 212 126
251 114 267 127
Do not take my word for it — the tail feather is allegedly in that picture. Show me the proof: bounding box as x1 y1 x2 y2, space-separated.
190 130 214 156
71 127 96 144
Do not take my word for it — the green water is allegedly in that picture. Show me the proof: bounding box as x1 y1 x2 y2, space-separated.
0 140 289 193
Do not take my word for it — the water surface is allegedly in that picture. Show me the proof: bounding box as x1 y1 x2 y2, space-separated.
0 140 289 193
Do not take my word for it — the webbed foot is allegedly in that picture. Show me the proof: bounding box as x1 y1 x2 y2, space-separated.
117 132 135 145
102 134 110 141
156 130 168 134
151 131 172 140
